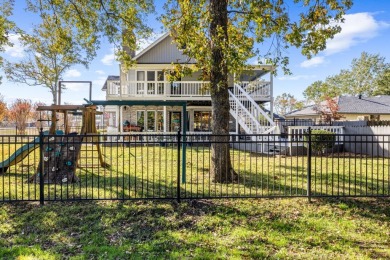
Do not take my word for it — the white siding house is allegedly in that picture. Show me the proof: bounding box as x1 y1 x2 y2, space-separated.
101 33 275 135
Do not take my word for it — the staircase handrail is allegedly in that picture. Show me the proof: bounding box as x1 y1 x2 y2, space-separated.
229 91 259 133
233 83 274 125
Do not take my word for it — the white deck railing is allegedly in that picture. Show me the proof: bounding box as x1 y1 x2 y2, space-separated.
240 81 271 100
287 126 344 143
107 81 210 98
106 80 271 102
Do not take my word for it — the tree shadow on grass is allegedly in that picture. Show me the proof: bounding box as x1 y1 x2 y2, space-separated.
315 196 390 223
2 196 389 259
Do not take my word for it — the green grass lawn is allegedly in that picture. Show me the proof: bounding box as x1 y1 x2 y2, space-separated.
1 144 389 201
1 143 390 259
0 198 389 259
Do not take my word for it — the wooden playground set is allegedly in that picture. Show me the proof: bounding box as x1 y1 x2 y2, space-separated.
0 104 109 184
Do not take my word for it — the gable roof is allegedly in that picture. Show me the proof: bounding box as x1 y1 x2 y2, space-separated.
133 32 170 61
133 33 194 64
285 95 390 117
338 96 390 114
101 75 120 91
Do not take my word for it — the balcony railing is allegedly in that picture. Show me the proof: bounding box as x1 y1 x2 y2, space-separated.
107 81 211 99
106 80 271 101
241 81 271 100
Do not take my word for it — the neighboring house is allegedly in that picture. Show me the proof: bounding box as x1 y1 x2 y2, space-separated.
101 33 275 135
285 95 390 122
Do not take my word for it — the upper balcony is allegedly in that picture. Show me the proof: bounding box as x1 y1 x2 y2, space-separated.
106 80 271 102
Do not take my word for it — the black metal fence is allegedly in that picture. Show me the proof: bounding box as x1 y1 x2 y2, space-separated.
1 130 389 203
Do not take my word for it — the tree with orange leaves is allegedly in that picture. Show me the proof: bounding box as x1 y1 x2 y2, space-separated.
8 99 33 135
314 97 343 124
0 94 7 124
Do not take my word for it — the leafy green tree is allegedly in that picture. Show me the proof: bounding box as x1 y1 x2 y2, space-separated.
274 93 304 116
343 52 388 96
163 0 351 182
303 75 344 103
4 15 94 105
23 0 154 68
373 68 390 95
304 52 389 102
0 1 15 84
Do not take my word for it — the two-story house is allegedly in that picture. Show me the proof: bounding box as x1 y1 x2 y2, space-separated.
101 33 275 136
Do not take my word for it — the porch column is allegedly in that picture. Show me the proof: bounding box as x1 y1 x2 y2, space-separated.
119 105 123 133
163 106 167 133
189 109 194 132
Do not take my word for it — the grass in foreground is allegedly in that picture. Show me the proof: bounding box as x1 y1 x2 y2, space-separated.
0 198 389 259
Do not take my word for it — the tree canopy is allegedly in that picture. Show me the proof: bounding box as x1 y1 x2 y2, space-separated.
162 0 352 77
1 0 154 71
274 93 305 116
4 15 95 105
0 1 15 84
304 52 389 102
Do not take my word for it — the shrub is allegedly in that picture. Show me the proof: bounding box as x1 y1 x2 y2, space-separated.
304 129 336 154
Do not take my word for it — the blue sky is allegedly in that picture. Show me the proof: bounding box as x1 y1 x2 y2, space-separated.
1 1 389 105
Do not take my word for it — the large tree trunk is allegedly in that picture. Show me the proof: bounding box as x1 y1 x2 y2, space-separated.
209 0 237 183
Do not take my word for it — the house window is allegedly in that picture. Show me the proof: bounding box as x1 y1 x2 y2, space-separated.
194 111 211 131
157 111 163 131
170 112 181 132
137 110 163 132
136 71 145 94
137 111 145 128
135 70 164 95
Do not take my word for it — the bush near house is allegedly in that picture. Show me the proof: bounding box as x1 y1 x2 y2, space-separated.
305 129 336 154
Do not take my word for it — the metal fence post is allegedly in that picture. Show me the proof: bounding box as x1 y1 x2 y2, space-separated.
177 130 181 203
39 128 44 205
307 127 312 202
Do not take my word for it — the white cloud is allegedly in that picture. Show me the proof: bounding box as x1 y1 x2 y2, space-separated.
300 56 325 68
64 69 81 78
95 70 105 75
278 74 316 81
4 34 25 58
101 54 116 66
101 48 117 66
325 12 389 55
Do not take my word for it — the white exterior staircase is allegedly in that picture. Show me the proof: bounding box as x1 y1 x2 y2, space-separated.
229 83 276 136
229 83 287 154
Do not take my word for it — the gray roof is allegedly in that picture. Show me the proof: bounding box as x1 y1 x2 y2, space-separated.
285 95 390 117
285 105 318 117
338 96 390 114
102 75 120 91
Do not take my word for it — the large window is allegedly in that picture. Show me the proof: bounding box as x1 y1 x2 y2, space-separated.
194 111 211 131
136 70 164 95
137 110 164 132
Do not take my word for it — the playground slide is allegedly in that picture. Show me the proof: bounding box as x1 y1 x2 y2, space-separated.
0 130 64 173
0 137 40 173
